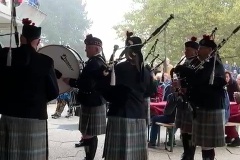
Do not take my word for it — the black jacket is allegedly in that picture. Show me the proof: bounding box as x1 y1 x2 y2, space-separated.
101 61 151 119
0 45 59 119
69 54 107 107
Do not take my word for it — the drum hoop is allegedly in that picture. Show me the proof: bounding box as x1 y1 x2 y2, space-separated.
65 46 85 68
38 44 85 68
38 45 84 94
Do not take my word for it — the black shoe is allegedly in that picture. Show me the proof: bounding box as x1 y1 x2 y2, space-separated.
164 141 176 146
51 113 57 117
225 136 232 144
75 139 91 148
65 113 73 118
148 142 157 148
202 149 215 160
52 115 60 119
181 154 191 160
227 138 240 147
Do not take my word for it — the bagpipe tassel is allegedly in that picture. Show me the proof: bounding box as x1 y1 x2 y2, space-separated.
7 49 12 66
110 64 116 86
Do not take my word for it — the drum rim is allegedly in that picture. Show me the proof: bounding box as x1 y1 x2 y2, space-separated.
38 44 85 68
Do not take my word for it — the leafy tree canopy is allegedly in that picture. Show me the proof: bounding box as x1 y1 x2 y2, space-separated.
114 0 240 65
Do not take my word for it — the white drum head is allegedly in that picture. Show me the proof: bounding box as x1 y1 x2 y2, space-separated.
38 45 83 94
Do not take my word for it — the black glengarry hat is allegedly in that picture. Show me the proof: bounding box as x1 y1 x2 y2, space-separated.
22 18 41 40
199 35 217 50
185 36 199 50
84 34 102 47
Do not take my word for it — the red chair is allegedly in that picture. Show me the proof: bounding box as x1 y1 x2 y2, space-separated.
151 85 164 102
150 101 167 116
230 102 240 116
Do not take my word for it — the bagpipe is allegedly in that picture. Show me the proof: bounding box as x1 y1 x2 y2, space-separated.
144 38 166 72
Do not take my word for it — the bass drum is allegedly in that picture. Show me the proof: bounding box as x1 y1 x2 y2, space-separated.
38 45 84 94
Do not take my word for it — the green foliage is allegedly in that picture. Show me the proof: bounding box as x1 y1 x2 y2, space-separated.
40 0 91 58
114 0 240 65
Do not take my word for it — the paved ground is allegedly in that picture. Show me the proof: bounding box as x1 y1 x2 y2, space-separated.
47 104 240 160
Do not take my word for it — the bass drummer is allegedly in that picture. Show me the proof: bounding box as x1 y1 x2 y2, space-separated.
63 34 107 160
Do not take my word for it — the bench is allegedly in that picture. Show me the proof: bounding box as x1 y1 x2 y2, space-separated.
150 122 240 153
225 122 240 126
155 122 175 152
225 122 240 132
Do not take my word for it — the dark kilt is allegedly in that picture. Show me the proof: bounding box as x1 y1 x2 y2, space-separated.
192 109 225 147
144 97 150 126
175 103 193 133
0 115 48 160
79 105 106 136
103 117 148 160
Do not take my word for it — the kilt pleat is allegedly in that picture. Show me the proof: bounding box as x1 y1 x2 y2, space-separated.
103 117 148 160
79 105 106 136
192 109 225 147
0 115 47 160
175 104 193 133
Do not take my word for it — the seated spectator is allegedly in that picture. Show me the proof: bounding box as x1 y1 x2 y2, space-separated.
225 71 240 101
225 92 240 147
148 91 179 147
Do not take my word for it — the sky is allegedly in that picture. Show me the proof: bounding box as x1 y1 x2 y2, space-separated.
84 0 133 60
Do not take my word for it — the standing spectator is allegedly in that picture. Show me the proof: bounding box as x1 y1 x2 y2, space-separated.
224 60 231 71
166 58 173 76
232 69 238 80
236 74 240 88
231 62 238 73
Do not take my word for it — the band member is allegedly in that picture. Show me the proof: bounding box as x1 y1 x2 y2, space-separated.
100 35 151 160
0 18 59 160
63 34 107 160
177 35 226 160
175 36 199 160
